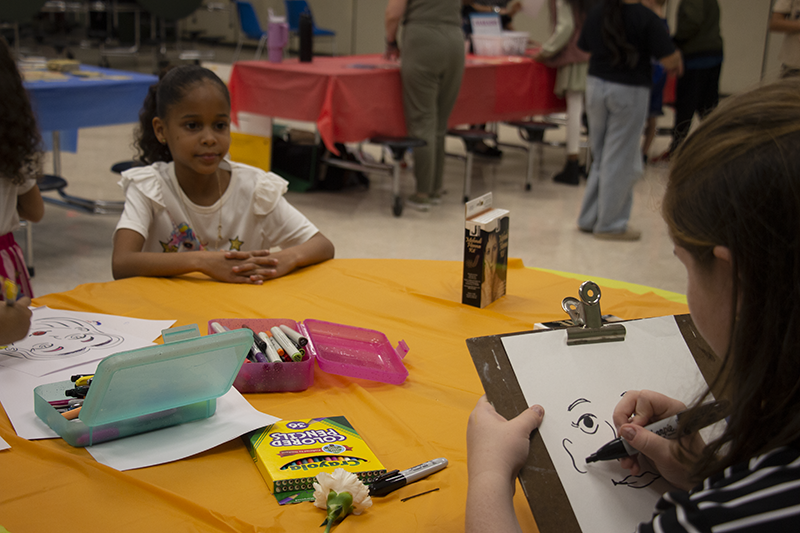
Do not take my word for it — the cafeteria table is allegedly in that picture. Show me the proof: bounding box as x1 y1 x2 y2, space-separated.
23 64 157 214
229 54 566 154
0 259 688 532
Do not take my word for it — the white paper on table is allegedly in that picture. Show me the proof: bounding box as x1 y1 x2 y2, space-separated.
520 0 546 18
0 357 148 440
502 316 709 533
86 388 280 471
0 307 175 377
0 436 9 451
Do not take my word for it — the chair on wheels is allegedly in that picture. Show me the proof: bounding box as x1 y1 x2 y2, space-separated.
233 1 269 63
368 136 426 217
504 120 560 191
319 136 425 217
284 0 336 56
447 128 499 203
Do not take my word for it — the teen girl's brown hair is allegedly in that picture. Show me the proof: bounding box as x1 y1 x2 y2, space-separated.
663 78 800 480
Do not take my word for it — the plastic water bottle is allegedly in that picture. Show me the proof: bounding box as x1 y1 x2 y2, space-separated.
299 11 313 62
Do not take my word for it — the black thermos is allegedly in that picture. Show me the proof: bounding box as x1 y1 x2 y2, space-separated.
299 11 313 62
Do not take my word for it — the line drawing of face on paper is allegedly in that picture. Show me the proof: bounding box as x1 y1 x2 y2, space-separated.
562 396 662 489
0 317 124 360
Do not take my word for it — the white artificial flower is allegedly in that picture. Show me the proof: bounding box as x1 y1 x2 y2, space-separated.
313 467 372 515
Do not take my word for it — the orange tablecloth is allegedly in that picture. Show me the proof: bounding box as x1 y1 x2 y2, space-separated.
229 55 566 152
0 259 687 532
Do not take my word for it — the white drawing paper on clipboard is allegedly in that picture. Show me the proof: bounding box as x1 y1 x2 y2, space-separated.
501 315 709 533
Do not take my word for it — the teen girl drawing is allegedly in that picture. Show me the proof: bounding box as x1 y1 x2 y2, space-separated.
112 65 334 284
466 78 800 532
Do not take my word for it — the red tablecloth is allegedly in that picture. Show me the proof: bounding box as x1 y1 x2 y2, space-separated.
229 54 565 152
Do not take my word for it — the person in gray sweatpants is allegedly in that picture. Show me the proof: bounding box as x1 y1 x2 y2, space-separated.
386 0 465 210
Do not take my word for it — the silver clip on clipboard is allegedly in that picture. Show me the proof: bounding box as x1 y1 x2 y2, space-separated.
562 281 626 346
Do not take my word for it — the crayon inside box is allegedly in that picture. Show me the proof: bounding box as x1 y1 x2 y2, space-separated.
244 416 386 495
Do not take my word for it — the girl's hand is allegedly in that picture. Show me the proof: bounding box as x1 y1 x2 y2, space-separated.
465 396 544 533
1 297 33 345
198 251 268 284
613 390 702 491
467 395 544 485
227 233 334 282
225 250 281 282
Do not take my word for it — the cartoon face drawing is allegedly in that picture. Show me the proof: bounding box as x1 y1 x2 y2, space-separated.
160 222 205 253
562 396 662 489
0 318 124 360
563 398 617 474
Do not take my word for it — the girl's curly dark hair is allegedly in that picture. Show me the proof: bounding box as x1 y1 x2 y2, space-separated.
134 64 230 165
0 37 43 185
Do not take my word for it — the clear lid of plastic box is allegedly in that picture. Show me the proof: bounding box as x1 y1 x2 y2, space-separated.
79 325 252 427
300 319 409 385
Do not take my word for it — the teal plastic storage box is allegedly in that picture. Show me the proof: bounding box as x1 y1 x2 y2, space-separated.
34 324 252 447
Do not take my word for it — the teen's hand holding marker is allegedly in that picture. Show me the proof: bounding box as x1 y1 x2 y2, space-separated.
111 65 334 285
467 79 800 532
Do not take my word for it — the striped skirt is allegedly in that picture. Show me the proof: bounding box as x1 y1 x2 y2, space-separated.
0 232 33 299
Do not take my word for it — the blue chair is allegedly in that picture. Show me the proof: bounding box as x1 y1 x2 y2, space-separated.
284 0 336 56
233 1 269 62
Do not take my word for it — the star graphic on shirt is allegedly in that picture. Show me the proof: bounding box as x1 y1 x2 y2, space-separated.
229 236 244 251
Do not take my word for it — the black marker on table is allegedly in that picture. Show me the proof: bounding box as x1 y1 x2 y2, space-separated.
586 400 729 464
369 458 448 497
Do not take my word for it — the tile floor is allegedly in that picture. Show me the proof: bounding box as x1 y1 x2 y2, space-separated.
15 40 687 299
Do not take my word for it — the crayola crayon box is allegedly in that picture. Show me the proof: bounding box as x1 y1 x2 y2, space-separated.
462 192 509 308
243 416 386 504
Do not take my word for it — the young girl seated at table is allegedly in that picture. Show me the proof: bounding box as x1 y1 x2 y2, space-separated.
112 65 334 284
0 37 45 300
465 78 800 532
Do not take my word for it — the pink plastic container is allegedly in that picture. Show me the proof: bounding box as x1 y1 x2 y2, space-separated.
303 319 409 385
208 318 409 392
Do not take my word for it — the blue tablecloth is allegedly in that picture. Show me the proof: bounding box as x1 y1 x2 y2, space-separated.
25 65 157 152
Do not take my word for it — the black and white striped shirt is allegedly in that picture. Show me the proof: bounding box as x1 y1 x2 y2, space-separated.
637 444 800 532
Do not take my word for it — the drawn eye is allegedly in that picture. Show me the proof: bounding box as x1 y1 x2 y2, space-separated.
572 413 599 434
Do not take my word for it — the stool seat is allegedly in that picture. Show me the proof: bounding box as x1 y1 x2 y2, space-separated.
38 174 68 192
111 160 144 174
369 136 426 162
506 121 559 143
369 136 426 150
447 128 497 142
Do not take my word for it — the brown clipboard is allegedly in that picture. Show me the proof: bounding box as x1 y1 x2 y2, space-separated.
465 314 722 533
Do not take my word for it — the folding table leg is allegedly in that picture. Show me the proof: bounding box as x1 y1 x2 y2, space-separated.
463 152 474 203
392 161 403 217
525 142 536 191
24 221 34 277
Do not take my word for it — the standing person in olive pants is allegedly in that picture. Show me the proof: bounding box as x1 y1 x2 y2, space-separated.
385 0 465 211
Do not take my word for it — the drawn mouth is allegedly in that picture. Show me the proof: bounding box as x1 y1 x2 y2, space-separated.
611 471 661 489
